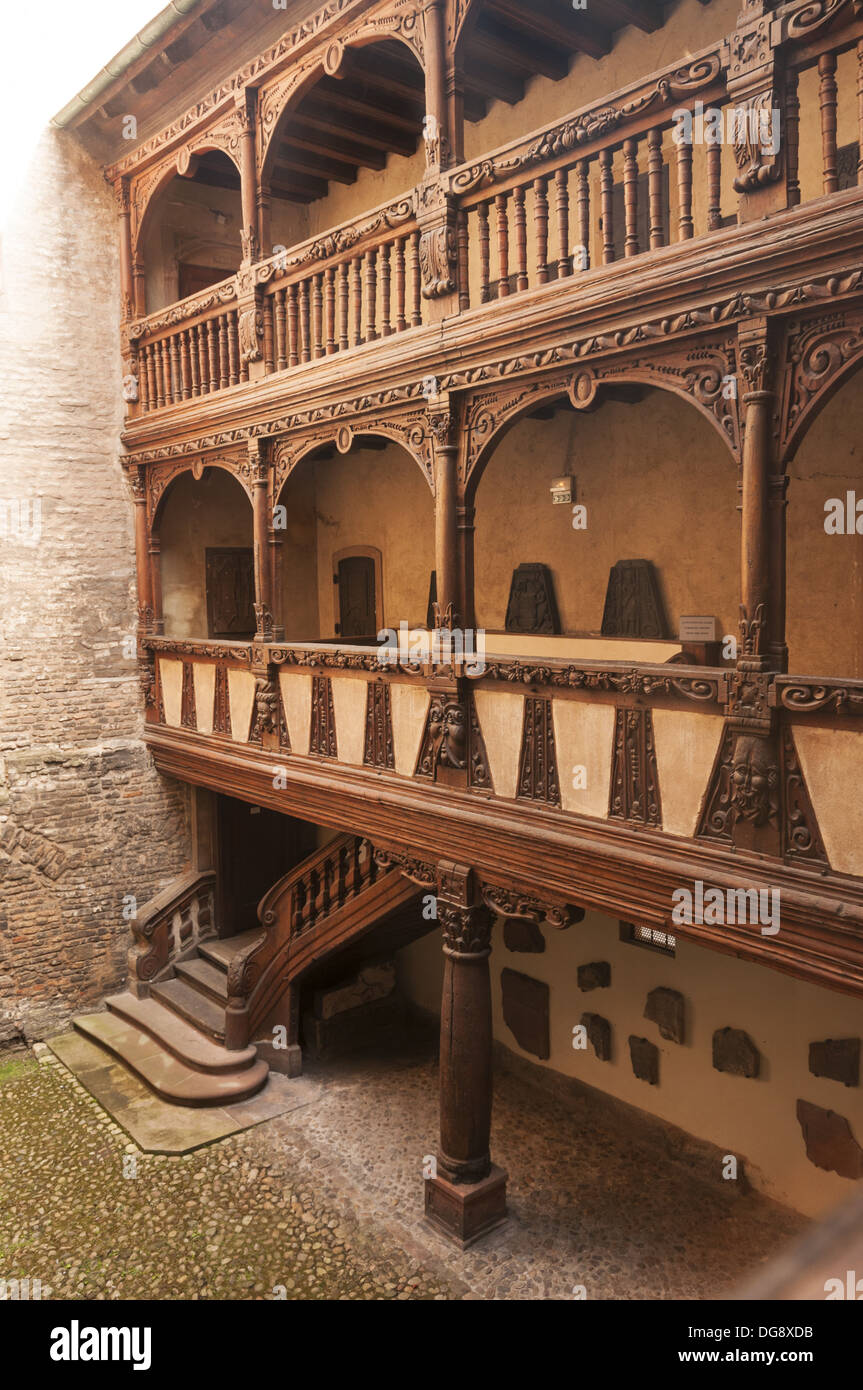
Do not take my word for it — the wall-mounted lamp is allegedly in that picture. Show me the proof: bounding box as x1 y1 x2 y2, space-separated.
550 475 574 505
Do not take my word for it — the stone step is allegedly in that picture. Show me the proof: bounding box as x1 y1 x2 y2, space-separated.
74 1011 268 1107
175 956 229 1005
198 929 263 974
104 992 252 1074
150 977 226 1042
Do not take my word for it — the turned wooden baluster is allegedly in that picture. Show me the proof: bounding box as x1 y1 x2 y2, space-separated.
337 842 349 906
146 345 157 411
207 319 218 394
196 324 207 396
350 256 363 345
647 130 666 247
676 138 694 240
179 329 191 399
312 272 324 358
262 297 274 372
338 262 350 348
322 857 332 916
513 184 528 291
600 147 615 263
785 71 801 208
292 880 304 936
575 161 590 271
457 209 470 308
168 335 180 403
136 347 147 411
227 310 239 386
623 138 639 256
555 168 571 276
534 176 549 284
495 191 510 298
218 314 229 389
379 242 392 336
394 237 408 329
287 284 299 367
154 341 165 409
706 131 723 230
819 52 839 194
274 288 287 370
299 280 311 362
365 247 378 341
325 266 336 353
409 229 422 326
188 328 200 397
478 200 491 302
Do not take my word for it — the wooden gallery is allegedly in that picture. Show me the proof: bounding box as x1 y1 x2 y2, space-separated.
7 0 863 1256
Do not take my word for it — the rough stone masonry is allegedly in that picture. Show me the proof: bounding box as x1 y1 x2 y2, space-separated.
0 128 191 1043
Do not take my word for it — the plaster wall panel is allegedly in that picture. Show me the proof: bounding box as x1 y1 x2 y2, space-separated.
652 710 726 838
192 662 216 736
227 669 256 743
159 659 184 728
390 684 429 777
279 671 312 757
331 677 367 766
473 689 525 800
552 700 616 817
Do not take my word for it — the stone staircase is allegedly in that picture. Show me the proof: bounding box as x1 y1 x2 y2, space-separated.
75 929 268 1106
73 836 423 1107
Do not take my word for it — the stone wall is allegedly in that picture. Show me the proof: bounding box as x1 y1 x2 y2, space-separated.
0 129 192 1043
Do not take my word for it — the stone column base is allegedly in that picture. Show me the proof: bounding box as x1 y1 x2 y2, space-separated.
424 1164 508 1248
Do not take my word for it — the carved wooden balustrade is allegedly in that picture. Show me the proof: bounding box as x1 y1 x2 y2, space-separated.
131 282 243 414
127 869 217 996
223 830 419 1049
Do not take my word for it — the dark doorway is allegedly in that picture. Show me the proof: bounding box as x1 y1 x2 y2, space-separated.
206 547 255 639
336 554 377 640
216 796 317 935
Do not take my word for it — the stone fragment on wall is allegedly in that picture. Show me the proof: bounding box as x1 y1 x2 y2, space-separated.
501 968 549 1060
713 1027 760 1078
797 1099 863 1179
578 960 611 991
645 987 685 1044
629 1035 659 1085
581 1012 611 1062
503 918 545 953
809 1038 860 1088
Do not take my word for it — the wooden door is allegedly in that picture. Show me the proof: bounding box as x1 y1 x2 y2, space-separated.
216 796 317 935
337 554 376 640
206 547 255 639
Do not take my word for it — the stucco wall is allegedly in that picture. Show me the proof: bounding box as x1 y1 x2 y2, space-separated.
0 130 192 1042
159 469 254 639
397 909 863 1218
474 392 739 641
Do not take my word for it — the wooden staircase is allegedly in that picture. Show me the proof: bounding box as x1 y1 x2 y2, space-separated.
74 836 420 1106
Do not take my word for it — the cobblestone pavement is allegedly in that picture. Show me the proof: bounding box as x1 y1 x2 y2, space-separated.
0 1049 460 1301
0 1034 806 1301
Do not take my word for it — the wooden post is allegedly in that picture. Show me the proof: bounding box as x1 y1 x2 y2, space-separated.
249 438 273 639
425 862 507 1247
128 464 152 632
738 319 776 671
423 0 449 167
457 501 476 631
430 400 459 626
238 88 259 263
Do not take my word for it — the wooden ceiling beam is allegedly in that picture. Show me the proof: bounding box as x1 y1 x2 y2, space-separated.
272 151 357 186
462 58 525 106
338 51 425 107
285 123 388 172
592 0 662 34
269 169 329 200
471 23 571 81
486 0 612 60
300 93 419 150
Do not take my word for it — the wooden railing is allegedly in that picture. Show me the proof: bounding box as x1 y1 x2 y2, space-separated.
224 832 380 1047
132 281 242 414
127 869 217 995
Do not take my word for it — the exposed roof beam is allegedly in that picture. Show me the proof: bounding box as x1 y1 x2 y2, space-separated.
269 170 329 201
463 58 525 106
285 123 387 172
472 23 572 80
310 80 421 135
273 150 357 186
593 0 662 34
487 0 612 60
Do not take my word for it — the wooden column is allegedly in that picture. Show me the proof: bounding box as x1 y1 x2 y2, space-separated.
132 257 146 318
423 0 449 166
148 533 164 635
257 180 272 261
446 64 465 165
268 524 285 640
115 180 134 321
430 401 459 625
425 862 507 1247
738 319 777 670
128 465 152 632
457 501 476 631
249 438 273 639
238 89 259 262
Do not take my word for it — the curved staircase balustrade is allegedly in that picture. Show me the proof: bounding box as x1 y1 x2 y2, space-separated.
127 869 217 997
224 833 383 1049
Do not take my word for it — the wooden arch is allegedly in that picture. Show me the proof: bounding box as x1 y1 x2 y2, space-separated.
779 307 863 465
148 454 254 533
257 19 427 185
131 136 245 264
272 417 435 503
462 353 742 502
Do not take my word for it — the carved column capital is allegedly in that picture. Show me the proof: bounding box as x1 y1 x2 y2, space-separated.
437 862 492 957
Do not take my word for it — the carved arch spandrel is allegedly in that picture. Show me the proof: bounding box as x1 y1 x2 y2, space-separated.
779 305 863 465
256 1 426 180
462 344 741 501
272 414 435 503
130 129 244 260
147 453 253 531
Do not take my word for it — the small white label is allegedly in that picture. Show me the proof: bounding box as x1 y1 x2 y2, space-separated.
679 615 718 642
